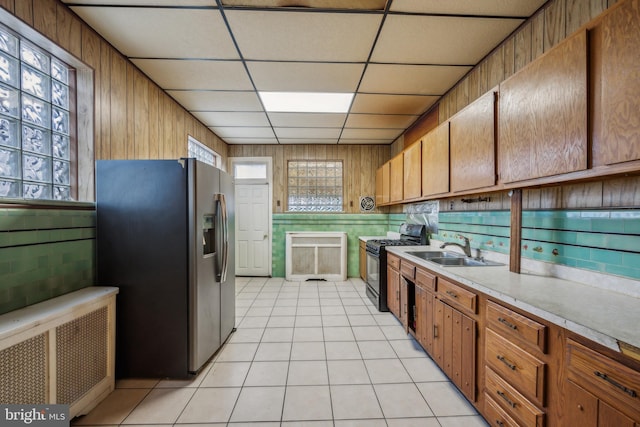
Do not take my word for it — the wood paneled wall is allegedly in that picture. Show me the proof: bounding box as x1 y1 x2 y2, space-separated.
228 144 390 214
438 0 617 122
1 0 228 177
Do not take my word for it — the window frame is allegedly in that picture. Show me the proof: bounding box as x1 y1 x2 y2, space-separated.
286 159 344 213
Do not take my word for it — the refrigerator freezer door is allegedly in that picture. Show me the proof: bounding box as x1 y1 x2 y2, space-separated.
214 194 228 283
189 160 222 373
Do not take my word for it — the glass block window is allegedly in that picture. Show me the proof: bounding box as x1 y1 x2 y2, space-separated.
188 136 219 168
0 25 73 201
288 160 343 212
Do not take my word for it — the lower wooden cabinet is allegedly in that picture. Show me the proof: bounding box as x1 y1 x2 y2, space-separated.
359 240 366 281
387 254 401 318
565 380 637 427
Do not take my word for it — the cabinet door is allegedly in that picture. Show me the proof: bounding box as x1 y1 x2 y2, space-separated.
424 290 435 355
403 141 422 200
387 265 400 318
450 90 496 192
400 276 409 330
460 313 476 402
599 401 635 427
499 30 588 183
433 299 445 368
443 303 454 378
592 0 640 166
390 154 404 202
422 122 450 197
565 381 598 427
375 163 390 205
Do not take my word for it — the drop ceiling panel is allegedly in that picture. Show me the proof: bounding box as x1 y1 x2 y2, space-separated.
279 138 339 144
64 0 215 5
360 64 473 95
275 127 341 139
340 128 404 140
390 0 548 17
131 59 253 90
350 94 439 115
371 15 523 64
247 62 364 92
167 90 263 112
70 7 238 59
345 114 418 129
338 138 394 145
211 127 276 138
225 10 382 61
268 113 347 128
192 111 271 127
222 137 280 144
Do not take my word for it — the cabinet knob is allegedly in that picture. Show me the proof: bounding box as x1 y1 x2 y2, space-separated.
577 404 584 411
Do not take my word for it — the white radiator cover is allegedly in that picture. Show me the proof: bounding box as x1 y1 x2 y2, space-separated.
0 287 118 418
286 232 347 281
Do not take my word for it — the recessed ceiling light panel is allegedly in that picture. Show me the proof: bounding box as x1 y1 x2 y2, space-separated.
221 0 387 10
259 91 354 113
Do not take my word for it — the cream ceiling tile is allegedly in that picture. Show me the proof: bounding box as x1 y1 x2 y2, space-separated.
372 15 523 64
192 111 270 127
338 139 393 145
279 138 339 144
222 137 280 144
390 0 548 17
211 127 276 138
167 91 262 112
350 94 438 115
360 64 472 95
267 113 347 128
70 7 237 59
345 113 417 129
275 127 341 139
64 1 214 5
247 62 364 92
340 128 403 140
131 59 252 90
225 10 382 61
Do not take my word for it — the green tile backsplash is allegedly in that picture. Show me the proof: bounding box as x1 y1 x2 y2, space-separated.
0 208 96 315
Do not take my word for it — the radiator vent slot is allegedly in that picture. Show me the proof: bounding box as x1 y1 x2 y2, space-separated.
56 306 109 404
0 334 47 404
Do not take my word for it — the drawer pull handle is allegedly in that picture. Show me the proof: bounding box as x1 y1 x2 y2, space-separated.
594 371 637 398
433 325 438 338
497 317 518 330
497 390 517 408
445 290 458 298
497 355 517 370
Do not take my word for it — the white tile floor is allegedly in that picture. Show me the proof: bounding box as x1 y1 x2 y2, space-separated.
73 277 489 427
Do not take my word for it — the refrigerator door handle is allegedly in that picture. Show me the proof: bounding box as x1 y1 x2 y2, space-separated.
214 193 229 283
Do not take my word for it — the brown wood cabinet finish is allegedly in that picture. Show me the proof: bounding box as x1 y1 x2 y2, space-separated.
438 277 477 315
487 301 547 353
566 339 640 422
449 90 496 192
387 254 401 319
565 380 638 427
375 162 390 206
592 0 640 166
403 141 422 200
359 240 366 281
486 367 545 427
486 328 546 406
421 122 450 197
485 394 521 427
390 154 404 203
499 30 588 183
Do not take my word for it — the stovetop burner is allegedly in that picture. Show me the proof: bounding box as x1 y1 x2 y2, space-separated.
365 223 429 255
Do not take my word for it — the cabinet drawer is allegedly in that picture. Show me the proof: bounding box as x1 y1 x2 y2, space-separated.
438 278 476 314
486 367 545 427
400 261 416 280
486 329 545 405
388 253 400 270
567 339 640 421
487 301 547 353
485 394 521 427
416 268 436 292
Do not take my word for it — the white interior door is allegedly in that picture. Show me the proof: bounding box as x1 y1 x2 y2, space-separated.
235 183 270 276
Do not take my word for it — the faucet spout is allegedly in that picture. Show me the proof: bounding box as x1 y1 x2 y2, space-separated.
439 235 472 257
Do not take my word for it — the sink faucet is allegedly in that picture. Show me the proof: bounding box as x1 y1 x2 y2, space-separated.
440 235 472 257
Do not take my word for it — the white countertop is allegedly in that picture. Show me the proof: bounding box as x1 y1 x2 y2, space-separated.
385 244 640 353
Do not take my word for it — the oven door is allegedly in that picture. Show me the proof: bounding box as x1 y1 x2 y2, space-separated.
366 251 380 294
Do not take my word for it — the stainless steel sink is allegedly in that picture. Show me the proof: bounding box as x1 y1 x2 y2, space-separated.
406 250 505 267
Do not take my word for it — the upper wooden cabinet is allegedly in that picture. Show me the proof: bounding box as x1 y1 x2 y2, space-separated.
422 122 450 197
390 153 404 203
499 30 588 184
450 90 496 192
403 141 422 200
375 162 390 206
591 0 640 166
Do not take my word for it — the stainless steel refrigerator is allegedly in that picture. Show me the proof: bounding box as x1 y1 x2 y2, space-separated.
96 158 235 378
